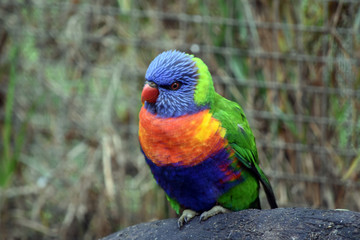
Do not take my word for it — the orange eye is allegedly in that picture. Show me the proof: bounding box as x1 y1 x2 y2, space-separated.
170 82 181 90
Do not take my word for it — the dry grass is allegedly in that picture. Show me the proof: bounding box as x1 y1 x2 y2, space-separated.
0 0 359 239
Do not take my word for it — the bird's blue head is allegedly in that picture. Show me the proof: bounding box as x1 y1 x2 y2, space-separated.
142 50 212 118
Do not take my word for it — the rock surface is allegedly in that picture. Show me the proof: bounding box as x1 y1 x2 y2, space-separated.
100 208 360 240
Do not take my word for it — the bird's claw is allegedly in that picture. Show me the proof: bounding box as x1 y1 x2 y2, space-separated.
177 209 198 228
199 205 230 222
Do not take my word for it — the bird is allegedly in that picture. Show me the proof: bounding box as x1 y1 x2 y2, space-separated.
138 50 278 228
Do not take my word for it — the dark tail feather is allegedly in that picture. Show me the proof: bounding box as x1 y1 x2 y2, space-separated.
251 163 278 209
259 175 278 209
234 151 278 208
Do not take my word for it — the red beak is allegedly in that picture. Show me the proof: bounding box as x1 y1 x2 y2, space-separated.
141 82 159 104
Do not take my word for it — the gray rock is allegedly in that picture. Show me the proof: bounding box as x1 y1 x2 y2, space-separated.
100 208 360 240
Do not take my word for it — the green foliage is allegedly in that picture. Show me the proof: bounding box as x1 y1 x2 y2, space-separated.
1 0 359 239
301 0 325 26
1 46 34 187
0 47 18 187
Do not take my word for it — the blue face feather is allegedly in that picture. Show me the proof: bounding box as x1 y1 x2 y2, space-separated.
144 50 205 118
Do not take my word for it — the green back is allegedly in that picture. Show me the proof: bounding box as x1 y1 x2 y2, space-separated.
193 56 278 209
211 91 278 209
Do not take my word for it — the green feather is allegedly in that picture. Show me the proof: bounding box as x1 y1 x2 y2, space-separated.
192 57 215 106
217 170 260 210
211 93 277 209
165 54 277 214
166 195 181 215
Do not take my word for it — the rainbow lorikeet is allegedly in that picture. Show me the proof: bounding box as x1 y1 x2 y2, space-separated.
139 50 278 227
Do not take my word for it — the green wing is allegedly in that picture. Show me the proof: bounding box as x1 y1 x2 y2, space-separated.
211 93 278 209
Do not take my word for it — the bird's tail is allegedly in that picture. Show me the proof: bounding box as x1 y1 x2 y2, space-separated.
253 163 278 209
233 148 278 209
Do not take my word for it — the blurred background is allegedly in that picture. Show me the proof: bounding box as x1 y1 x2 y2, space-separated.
0 0 360 239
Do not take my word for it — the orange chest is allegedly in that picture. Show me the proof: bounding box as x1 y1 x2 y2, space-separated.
138 107 228 166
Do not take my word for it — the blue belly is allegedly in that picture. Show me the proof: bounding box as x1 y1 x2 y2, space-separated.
143 147 244 212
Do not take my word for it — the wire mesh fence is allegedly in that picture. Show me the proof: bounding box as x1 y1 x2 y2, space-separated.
1 0 360 239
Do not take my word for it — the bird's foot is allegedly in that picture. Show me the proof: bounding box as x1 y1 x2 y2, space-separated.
178 209 198 228
199 205 230 221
